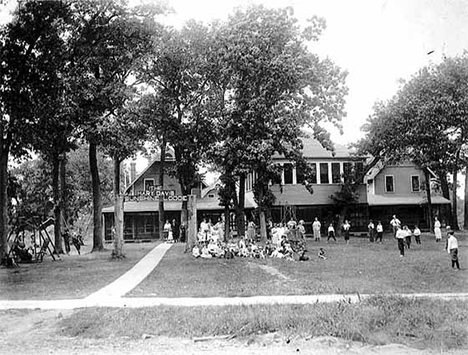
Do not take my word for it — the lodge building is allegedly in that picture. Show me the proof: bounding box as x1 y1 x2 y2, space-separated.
102 138 451 241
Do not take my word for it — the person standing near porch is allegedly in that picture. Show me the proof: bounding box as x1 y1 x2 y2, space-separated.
312 217 321 241
342 220 351 244
413 225 421 245
434 217 442 242
367 220 375 243
172 219 179 243
376 221 384 244
163 220 172 242
390 215 401 238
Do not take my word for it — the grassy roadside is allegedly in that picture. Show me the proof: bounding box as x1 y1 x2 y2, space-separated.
0 242 157 300
129 233 468 297
59 296 468 351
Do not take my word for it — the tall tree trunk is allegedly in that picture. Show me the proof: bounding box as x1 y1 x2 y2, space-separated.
424 169 434 231
112 157 124 258
464 165 468 230
60 154 68 229
452 167 459 230
236 174 246 237
438 170 454 227
52 155 64 254
89 141 104 252
184 195 197 252
158 139 166 239
0 139 9 264
223 206 230 242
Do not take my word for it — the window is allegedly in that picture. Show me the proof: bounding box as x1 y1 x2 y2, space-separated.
343 162 353 183
332 163 341 183
320 163 329 184
309 164 317 184
385 175 394 193
296 165 305 184
144 179 155 192
411 175 420 192
284 163 293 184
355 162 364 183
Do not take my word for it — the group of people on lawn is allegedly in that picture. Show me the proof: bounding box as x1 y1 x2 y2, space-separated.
190 214 461 269
192 217 311 261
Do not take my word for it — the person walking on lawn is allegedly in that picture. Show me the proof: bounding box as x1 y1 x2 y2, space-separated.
395 225 406 257
447 231 460 270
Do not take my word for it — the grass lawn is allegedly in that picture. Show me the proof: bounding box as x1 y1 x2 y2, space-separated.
59 297 468 350
0 242 157 300
129 233 468 297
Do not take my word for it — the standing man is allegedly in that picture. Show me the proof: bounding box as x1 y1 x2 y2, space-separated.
447 231 460 270
312 217 321 241
390 215 401 238
376 221 384 244
342 220 351 244
395 226 406 257
172 219 179 243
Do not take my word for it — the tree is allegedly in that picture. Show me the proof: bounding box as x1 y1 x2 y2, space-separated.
0 0 67 263
358 55 468 230
67 0 162 251
208 5 347 241
140 22 215 238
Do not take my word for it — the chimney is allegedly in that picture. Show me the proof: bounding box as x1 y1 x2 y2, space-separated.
130 162 136 183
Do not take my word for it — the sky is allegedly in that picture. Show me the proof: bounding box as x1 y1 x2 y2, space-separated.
1 0 468 146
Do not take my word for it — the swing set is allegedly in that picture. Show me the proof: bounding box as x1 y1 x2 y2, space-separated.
6 217 60 265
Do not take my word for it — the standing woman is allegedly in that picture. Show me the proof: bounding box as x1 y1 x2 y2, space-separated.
367 220 375 243
312 217 321 241
247 219 256 242
434 217 442 242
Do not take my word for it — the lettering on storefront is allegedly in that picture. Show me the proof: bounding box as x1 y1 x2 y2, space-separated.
125 188 188 202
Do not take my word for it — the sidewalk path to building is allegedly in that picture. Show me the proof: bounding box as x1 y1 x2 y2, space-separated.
0 242 467 310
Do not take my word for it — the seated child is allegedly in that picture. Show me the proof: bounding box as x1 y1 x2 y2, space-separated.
318 247 326 260
200 245 212 259
192 245 201 258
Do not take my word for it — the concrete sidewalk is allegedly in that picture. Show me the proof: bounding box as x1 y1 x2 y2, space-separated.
85 242 173 302
1 292 468 310
1 241 467 310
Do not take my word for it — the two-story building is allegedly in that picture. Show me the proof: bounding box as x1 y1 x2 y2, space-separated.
102 137 451 240
365 160 451 229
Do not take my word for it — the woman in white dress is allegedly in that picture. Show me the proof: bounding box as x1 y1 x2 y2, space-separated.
434 217 442 242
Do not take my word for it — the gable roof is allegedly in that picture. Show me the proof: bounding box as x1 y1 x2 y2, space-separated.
272 136 361 160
